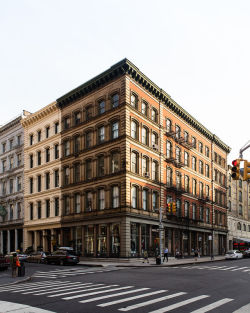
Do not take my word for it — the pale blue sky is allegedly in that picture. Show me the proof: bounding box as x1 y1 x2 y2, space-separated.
1 0 250 161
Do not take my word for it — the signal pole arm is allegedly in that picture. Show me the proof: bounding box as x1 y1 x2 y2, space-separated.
239 140 250 159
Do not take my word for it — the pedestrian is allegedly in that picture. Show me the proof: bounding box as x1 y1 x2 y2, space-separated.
163 247 169 262
194 249 198 261
142 250 149 263
11 252 19 278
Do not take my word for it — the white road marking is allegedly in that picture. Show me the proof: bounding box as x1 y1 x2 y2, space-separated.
190 298 234 312
12 281 70 293
0 280 60 292
20 281 74 294
62 286 133 300
49 284 115 298
34 283 95 295
230 267 248 271
118 292 186 311
98 290 167 307
147 295 210 313
80 287 150 303
233 303 250 312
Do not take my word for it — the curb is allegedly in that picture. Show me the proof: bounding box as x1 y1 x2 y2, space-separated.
77 258 225 268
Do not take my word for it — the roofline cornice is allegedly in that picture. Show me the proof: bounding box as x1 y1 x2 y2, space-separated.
21 101 58 128
56 58 231 153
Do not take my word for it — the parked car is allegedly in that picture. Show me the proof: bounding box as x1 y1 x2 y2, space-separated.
5 252 28 263
243 249 250 258
225 250 243 260
44 250 79 265
26 251 48 263
0 253 10 271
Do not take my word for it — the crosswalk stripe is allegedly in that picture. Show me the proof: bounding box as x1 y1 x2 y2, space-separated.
20 281 76 294
190 298 234 312
242 269 250 272
118 292 186 311
146 295 209 313
220 267 237 270
80 288 150 304
62 286 134 300
233 303 250 312
98 290 167 307
12 281 70 293
230 267 248 271
49 284 117 298
0 281 59 292
34 283 98 295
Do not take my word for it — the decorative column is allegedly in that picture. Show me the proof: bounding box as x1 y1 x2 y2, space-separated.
15 229 18 251
0 231 3 254
42 230 47 251
7 230 10 253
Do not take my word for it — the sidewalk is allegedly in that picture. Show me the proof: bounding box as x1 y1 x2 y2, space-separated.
78 255 225 267
0 267 31 287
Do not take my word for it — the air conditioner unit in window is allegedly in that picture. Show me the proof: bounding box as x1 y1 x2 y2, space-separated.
152 144 158 150
144 172 149 178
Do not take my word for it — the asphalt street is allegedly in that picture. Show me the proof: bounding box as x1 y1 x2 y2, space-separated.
0 259 250 313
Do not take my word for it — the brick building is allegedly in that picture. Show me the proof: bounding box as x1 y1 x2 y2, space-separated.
56 59 230 257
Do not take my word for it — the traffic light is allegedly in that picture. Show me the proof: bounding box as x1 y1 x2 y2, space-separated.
231 159 240 180
172 202 176 214
243 160 250 181
166 203 170 213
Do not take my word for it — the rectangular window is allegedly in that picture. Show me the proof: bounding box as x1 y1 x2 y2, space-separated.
55 197 59 216
206 208 210 223
17 153 22 167
17 176 22 191
112 186 119 208
152 191 158 211
30 203 33 220
192 156 196 171
54 170 59 187
184 201 189 217
17 202 21 219
45 172 50 190
86 132 92 148
74 193 81 213
86 192 92 212
29 178 33 194
9 156 14 169
54 122 59 134
86 160 92 180
2 143 6 153
98 189 105 210
142 189 148 211
37 175 41 192
74 112 81 125
54 144 59 159
37 151 41 165
98 156 105 176
192 203 196 220
46 199 50 218
30 134 33 146
37 201 41 219
46 126 50 138
64 196 70 215
111 153 119 173
98 126 105 143
112 122 119 139
46 148 50 162
2 160 6 172
37 130 41 142
29 154 33 168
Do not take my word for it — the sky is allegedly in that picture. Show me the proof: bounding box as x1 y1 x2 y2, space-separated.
0 0 250 162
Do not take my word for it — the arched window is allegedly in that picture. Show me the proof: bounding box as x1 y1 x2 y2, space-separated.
166 141 172 158
166 119 172 132
112 93 119 108
152 191 158 211
142 189 148 211
131 152 139 173
141 101 148 116
131 120 138 139
152 161 158 180
142 156 149 176
142 127 149 145
176 146 181 163
73 135 81 154
73 163 81 183
166 167 173 186
98 100 105 115
131 93 138 109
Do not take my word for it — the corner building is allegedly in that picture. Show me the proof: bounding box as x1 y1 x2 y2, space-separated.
58 59 230 257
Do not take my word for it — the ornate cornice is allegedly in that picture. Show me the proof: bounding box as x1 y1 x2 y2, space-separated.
21 102 58 128
57 58 231 153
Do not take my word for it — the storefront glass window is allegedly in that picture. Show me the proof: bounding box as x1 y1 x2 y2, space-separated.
110 224 120 257
84 225 94 256
73 226 82 255
141 224 149 252
131 223 139 256
97 225 107 257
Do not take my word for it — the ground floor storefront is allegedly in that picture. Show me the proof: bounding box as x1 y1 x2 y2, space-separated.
24 227 61 253
0 228 23 254
60 217 227 257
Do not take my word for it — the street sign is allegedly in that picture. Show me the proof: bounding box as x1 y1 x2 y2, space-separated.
208 235 212 240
